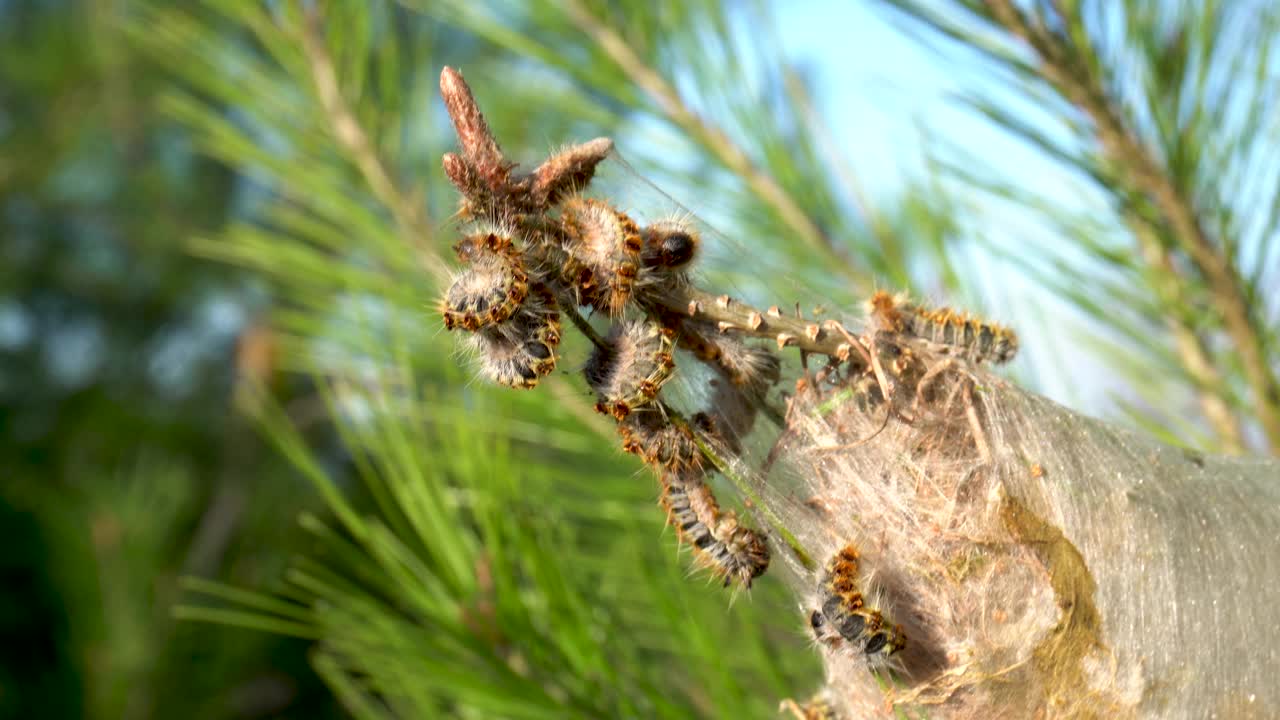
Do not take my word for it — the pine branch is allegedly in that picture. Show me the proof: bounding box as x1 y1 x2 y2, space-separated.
430 67 1280 718
981 0 1277 450
1127 212 1245 453
295 4 444 281
435 65 1031 601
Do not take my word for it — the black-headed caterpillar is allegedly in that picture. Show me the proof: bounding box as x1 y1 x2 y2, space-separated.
639 219 700 270
633 217 700 299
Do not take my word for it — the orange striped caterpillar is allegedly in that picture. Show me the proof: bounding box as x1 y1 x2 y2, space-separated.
468 285 561 389
583 320 676 419
867 290 1018 364
441 231 530 331
559 197 644 316
619 407 770 587
808 544 906 664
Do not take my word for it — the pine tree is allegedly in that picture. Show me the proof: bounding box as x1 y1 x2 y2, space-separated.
145 1 1280 718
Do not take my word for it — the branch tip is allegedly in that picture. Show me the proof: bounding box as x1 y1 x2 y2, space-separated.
439 66 507 185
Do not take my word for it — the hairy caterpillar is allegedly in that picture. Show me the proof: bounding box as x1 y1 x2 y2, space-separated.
468 285 561 389
619 407 770 587
659 470 770 588
559 196 643 316
807 544 906 664
658 313 781 396
441 231 530 331
866 290 1018 364
639 219 700 270
617 406 705 476
632 218 700 299
583 320 676 419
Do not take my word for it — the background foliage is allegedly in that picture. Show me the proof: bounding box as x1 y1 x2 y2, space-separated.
1 0 1274 718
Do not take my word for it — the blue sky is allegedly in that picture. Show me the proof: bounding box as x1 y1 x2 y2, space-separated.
772 2 1114 411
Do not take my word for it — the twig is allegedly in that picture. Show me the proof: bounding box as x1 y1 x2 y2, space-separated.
546 374 618 442
562 304 609 351
655 286 870 372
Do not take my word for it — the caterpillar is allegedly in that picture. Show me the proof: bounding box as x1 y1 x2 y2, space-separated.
847 370 885 413
632 218 700 300
866 290 1018 364
808 543 906 664
659 469 770 588
583 320 676 420
661 314 781 396
441 231 530 331
559 196 643 316
619 406 770 587
617 406 706 476
639 219 700 270
654 311 781 451
468 285 561 389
